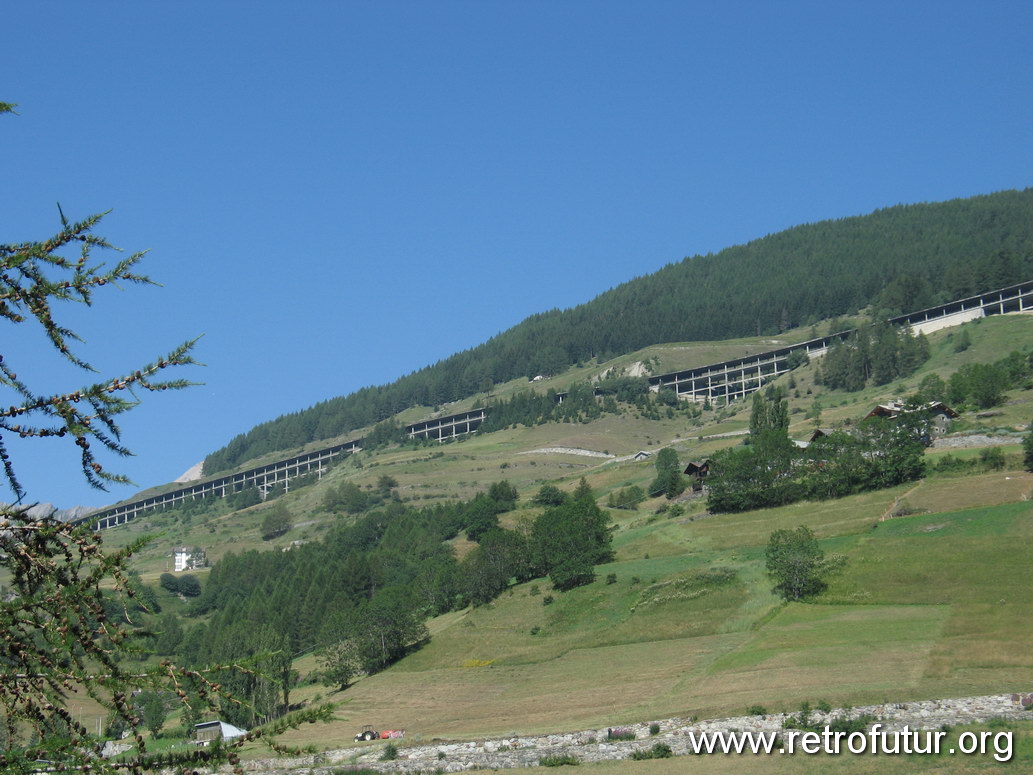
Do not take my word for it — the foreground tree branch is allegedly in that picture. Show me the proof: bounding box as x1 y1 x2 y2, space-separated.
1 102 334 773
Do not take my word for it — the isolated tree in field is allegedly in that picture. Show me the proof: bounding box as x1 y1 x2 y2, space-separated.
765 526 826 601
134 691 169 739
376 473 399 495
261 501 293 539
0 102 331 773
649 447 685 499
530 492 613 591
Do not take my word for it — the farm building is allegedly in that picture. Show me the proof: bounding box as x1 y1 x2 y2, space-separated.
866 401 959 436
193 720 248 746
683 460 711 491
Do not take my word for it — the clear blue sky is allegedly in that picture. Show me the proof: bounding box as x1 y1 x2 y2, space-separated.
4 1 1032 510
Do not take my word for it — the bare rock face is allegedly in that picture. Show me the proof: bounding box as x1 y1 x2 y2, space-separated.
0 501 98 523
101 741 133 758
175 461 205 483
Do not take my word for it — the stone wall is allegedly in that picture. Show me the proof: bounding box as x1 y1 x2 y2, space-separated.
206 693 1031 774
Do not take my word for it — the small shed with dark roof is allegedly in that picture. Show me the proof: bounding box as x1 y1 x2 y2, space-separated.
683 460 711 491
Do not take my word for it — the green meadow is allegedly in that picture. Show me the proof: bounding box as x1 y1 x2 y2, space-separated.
81 313 1033 768
273 481 1032 746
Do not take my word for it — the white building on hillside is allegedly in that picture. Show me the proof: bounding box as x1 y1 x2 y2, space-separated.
173 546 207 572
174 548 191 572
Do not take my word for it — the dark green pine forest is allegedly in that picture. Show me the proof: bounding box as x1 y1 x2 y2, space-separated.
204 189 1033 475
157 479 611 727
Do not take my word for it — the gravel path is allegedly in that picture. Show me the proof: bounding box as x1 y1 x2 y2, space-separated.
519 447 615 458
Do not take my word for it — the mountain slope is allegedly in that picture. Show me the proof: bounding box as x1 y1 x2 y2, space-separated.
204 188 1033 475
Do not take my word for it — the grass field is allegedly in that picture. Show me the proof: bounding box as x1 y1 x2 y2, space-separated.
268 483 1033 750
76 312 1033 770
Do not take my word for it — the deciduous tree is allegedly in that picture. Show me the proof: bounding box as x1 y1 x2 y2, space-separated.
765 526 826 601
649 448 685 499
261 502 293 540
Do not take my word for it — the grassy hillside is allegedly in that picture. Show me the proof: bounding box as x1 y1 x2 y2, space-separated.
268 478 1032 746
110 313 1032 572
86 312 1033 767
203 188 1033 474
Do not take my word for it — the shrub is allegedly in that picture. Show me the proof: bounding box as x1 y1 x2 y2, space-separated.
159 573 178 594
648 722 660 735
652 742 673 758
542 595 554 606
380 742 398 761
550 559 595 591
630 742 673 760
979 447 1006 471
607 727 635 741
607 485 645 510
890 498 920 518
747 705 767 716
176 574 202 597
934 453 973 474
783 701 812 729
540 754 579 766
785 707 876 735
766 527 826 601
606 573 617 585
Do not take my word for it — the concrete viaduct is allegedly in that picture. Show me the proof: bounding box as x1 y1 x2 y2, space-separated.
648 279 1033 403
405 408 486 441
83 408 490 529
85 438 365 529
82 280 1030 530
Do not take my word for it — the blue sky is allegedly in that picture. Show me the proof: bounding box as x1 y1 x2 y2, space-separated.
3 1 1032 509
